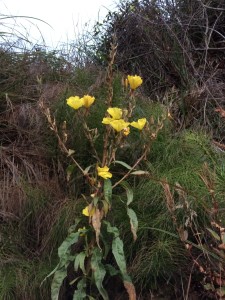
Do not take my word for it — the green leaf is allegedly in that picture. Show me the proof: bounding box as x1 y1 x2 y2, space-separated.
130 170 149 175
91 248 109 300
105 221 130 282
73 278 87 300
105 264 120 276
58 232 80 258
93 196 99 206
68 218 81 234
112 237 129 280
119 181 133 206
104 179 112 204
66 164 76 181
101 234 111 259
102 199 110 216
206 228 220 241
127 208 138 241
114 160 132 170
105 221 119 237
74 252 86 275
42 228 81 285
51 267 67 300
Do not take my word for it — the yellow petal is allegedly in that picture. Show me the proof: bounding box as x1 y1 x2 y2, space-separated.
97 166 112 179
102 117 113 124
82 95 95 108
82 206 90 216
82 206 95 217
127 75 143 90
67 96 84 110
109 119 130 132
130 118 147 130
107 107 122 120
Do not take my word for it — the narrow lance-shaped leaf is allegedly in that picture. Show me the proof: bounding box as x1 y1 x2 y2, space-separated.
114 160 132 170
91 208 102 249
74 252 86 275
104 179 112 205
119 181 133 206
91 248 109 300
42 225 81 285
101 232 111 259
130 170 149 175
112 237 130 280
102 199 110 216
58 232 80 258
206 228 220 241
127 208 138 241
105 221 136 300
105 221 130 281
51 267 67 300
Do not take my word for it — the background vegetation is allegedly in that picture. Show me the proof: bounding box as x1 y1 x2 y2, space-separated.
1 0 225 299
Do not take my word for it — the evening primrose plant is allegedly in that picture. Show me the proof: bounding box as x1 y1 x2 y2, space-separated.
41 47 166 300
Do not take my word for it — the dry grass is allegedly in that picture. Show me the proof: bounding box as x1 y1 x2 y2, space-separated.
94 0 225 138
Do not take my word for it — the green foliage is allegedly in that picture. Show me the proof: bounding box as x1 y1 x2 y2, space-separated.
91 248 108 300
46 219 133 299
1 10 225 297
0 180 77 299
0 257 53 300
111 129 225 293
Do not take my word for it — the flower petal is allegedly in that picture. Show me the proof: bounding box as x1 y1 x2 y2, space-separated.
130 118 147 130
67 96 84 110
107 107 122 120
82 206 95 217
82 95 95 108
127 75 143 90
97 166 112 179
109 119 130 132
82 206 90 216
102 117 113 124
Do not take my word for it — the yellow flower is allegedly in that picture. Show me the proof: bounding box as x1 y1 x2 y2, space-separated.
130 118 147 130
127 75 143 90
109 119 130 132
123 127 130 136
82 206 95 217
107 107 122 120
97 166 112 179
82 95 95 108
67 96 84 110
102 117 113 125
